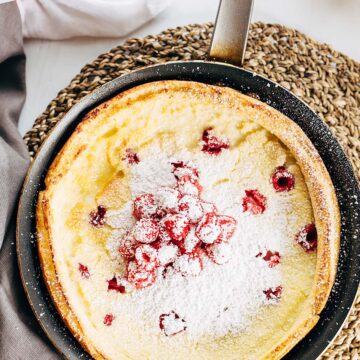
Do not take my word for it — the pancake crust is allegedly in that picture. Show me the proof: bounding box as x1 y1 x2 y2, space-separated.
37 80 340 359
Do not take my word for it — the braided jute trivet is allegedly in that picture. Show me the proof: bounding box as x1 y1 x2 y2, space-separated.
24 22 359 359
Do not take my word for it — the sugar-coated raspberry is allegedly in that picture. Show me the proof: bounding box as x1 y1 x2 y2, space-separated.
78 263 90 279
135 244 160 271
152 227 172 249
127 261 156 289
217 215 237 243
263 286 283 303
201 127 230 155
196 212 222 244
118 231 138 259
157 243 179 266
133 218 159 244
171 161 199 180
262 250 281 267
103 313 114 326
156 226 173 245
156 187 180 215
173 250 203 277
123 148 140 164
180 226 200 254
177 175 202 197
295 224 317 252
107 276 133 294
161 213 190 242
271 166 295 192
178 194 204 223
206 242 232 265
242 189 267 215
159 311 187 336
200 201 217 215
133 193 158 219
89 205 106 227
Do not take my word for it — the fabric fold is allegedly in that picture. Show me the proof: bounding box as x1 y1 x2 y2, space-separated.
17 0 173 39
0 2 58 359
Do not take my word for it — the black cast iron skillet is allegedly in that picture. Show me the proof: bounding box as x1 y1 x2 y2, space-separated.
17 1 360 359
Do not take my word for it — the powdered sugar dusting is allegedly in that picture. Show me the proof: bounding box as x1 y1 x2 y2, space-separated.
106 230 125 261
158 243 178 266
173 253 203 277
130 149 176 197
206 242 232 265
127 250 280 339
106 202 135 229
105 144 293 340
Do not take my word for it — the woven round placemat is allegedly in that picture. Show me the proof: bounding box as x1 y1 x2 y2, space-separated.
23 22 359 359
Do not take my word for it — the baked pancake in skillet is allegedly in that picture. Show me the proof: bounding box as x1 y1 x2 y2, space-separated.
37 81 340 360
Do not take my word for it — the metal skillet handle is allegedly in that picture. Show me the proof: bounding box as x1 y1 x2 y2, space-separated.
209 0 254 66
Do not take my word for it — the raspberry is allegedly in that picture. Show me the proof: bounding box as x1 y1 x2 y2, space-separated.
133 193 158 219
156 226 173 245
161 213 190 242
242 189 267 215
206 242 232 265
156 187 180 215
180 227 200 254
201 127 230 155
107 276 132 293
103 313 114 326
217 215 237 243
262 250 281 267
271 166 295 192
177 175 202 197
159 311 186 336
178 194 204 223
135 244 160 271
295 224 317 252
173 250 203 277
196 212 222 244
200 201 217 215
133 218 159 244
118 231 137 259
127 261 156 289
171 161 199 180
123 148 140 165
263 286 283 302
157 243 179 266
89 205 106 227
78 263 90 279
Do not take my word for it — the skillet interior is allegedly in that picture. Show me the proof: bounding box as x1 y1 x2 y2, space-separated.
17 62 360 360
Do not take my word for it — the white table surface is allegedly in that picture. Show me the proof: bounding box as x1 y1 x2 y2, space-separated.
19 0 360 135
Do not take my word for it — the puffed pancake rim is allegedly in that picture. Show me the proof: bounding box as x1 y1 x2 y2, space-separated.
37 80 340 360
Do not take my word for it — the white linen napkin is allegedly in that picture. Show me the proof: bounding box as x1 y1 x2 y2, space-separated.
17 0 173 39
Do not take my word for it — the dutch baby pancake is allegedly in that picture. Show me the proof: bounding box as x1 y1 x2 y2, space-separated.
37 80 340 359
